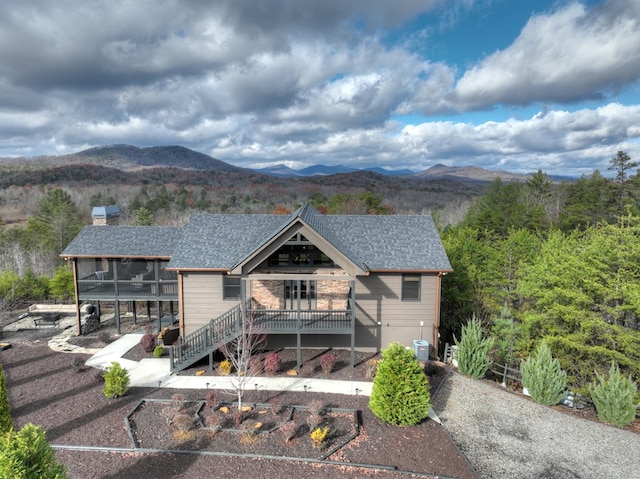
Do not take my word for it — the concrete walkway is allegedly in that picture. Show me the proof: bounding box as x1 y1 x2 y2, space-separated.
85 332 374 396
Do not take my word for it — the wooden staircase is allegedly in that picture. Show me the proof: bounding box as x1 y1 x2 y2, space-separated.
169 302 247 373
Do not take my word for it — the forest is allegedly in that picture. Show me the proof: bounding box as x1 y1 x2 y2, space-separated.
0 151 639 396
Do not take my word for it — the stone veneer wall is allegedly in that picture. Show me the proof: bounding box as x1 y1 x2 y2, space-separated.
252 280 284 309
251 277 350 310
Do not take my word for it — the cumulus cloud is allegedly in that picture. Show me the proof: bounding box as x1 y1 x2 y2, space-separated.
449 0 640 110
0 0 638 175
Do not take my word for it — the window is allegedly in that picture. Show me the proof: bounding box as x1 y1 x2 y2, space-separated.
223 275 241 299
402 275 421 301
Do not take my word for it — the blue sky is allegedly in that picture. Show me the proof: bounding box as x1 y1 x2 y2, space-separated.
0 0 639 176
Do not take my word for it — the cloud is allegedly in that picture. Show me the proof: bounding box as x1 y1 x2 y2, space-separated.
449 0 640 110
0 0 638 177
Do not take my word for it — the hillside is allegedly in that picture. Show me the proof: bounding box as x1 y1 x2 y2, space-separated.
0 144 552 183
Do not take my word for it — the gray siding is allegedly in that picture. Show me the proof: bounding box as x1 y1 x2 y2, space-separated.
182 272 239 335
355 273 437 350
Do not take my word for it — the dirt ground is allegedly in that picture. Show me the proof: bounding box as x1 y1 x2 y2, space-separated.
0 315 478 479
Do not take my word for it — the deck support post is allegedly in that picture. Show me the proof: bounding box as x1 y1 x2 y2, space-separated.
350 280 356 368
114 301 121 334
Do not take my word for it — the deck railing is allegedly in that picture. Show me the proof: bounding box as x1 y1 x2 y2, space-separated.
76 279 178 300
170 301 246 372
170 299 354 372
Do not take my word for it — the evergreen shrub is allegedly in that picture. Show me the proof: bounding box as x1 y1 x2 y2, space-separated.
0 423 68 479
0 365 12 435
368 342 430 426
153 345 165 358
454 317 492 379
102 361 130 398
589 362 638 427
520 340 567 406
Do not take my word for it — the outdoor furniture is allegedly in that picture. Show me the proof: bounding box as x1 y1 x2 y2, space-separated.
34 313 61 327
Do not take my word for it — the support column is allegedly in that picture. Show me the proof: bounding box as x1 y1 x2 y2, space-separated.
114 301 121 334
350 280 356 368
156 299 162 333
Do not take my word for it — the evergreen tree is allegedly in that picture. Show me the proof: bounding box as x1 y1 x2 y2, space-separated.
520 340 567 406
369 343 430 426
0 424 68 479
454 316 492 379
589 362 638 427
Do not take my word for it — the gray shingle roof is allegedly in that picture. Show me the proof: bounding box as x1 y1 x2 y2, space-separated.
62 206 452 272
61 226 182 258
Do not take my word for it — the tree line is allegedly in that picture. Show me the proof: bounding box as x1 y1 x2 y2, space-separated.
441 151 640 393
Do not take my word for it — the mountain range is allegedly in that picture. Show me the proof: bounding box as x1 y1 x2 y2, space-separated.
0 144 568 183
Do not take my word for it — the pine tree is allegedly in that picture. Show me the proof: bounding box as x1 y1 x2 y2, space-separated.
589 362 638 427
368 342 430 426
520 340 567 406
454 316 492 379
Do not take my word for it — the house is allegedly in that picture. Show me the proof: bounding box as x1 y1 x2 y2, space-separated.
61 203 452 372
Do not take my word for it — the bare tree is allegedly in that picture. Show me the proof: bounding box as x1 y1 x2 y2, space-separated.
217 306 267 411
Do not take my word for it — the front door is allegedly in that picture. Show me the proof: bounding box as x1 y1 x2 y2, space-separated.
284 280 316 310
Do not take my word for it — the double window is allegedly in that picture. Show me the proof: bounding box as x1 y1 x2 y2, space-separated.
402 274 421 301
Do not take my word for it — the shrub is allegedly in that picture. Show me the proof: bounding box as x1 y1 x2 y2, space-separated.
232 409 245 427
520 340 567 406
219 359 233 376
306 413 322 430
454 316 492 379
205 390 219 410
368 342 431 426
153 345 165 358
280 420 297 443
0 364 12 435
589 363 638 427
171 393 187 411
310 426 329 448
140 334 155 353
319 352 336 376
0 423 68 479
307 400 324 416
204 414 223 433
269 397 282 416
365 358 380 380
264 352 281 375
102 361 130 398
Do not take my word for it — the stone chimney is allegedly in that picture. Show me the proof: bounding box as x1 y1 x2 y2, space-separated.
92 205 120 226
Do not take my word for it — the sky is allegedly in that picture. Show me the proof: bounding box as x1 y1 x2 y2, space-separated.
0 0 639 176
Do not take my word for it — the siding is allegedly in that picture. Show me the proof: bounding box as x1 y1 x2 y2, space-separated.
182 272 239 336
355 273 437 350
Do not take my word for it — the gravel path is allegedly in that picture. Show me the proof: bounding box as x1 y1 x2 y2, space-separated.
432 372 640 479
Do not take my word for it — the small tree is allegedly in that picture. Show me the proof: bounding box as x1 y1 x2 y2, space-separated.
217 307 266 411
368 342 430 426
589 362 638 427
520 340 567 406
0 423 68 478
102 361 130 398
455 316 492 379
0 364 12 435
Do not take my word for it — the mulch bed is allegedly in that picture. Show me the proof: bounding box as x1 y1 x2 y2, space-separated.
0 330 478 479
